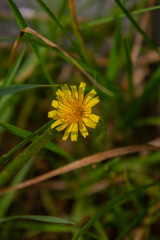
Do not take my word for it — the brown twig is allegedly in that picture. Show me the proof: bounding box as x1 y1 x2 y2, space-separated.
0 143 159 195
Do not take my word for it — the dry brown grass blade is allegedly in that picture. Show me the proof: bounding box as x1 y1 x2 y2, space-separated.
0 143 159 195
69 0 92 63
10 27 113 96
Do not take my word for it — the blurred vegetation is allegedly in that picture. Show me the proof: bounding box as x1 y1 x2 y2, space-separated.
0 0 160 239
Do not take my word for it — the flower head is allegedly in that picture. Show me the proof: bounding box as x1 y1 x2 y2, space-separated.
48 82 100 141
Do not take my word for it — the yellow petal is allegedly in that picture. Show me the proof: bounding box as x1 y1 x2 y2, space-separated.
83 89 97 104
78 82 86 102
51 100 58 109
61 84 72 100
51 119 63 129
79 121 89 138
48 110 57 118
84 107 92 116
62 123 73 141
71 123 78 141
71 85 78 99
89 114 100 123
83 117 97 128
85 96 100 108
56 89 64 97
56 122 68 132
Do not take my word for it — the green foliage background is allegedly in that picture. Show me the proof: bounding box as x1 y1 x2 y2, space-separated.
0 0 160 239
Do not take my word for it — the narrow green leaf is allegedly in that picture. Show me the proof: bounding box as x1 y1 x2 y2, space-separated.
114 0 159 53
72 182 160 240
0 121 71 162
7 0 27 29
0 120 54 166
0 84 60 97
35 0 71 42
106 18 122 82
13 222 76 232
7 0 54 84
0 215 75 225
3 48 26 86
116 210 148 240
123 37 133 97
0 159 33 218
121 67 160 126
80 6 160 29
35 0 84 60
135 117 160 126
0 127 57 186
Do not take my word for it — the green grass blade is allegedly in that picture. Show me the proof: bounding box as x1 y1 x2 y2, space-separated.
116 209 148 240
7 0 27 29
123 37 133 98
13 222 77 233
134 117 160 126
71 182 160 240
80 6 160 29
0 121 71 161
106 18 122 82
121 67 160 126
7 0 54 85
0 120 53 166
32 46 54 84
0 159 34 218
0 127 57 186
35 0 84 60
0 84 60 97
35 0 72 43
0 215 75 225
114 0 159 53
3 48 26 86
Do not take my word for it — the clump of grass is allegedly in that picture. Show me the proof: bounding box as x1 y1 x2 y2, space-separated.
0 0 160 239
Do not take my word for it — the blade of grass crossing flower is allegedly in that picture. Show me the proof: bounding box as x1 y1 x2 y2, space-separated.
123 37 133 98
0 121 71 164
0 158 34 218
71 182 160 240
114 0 159 54
0 127 57 186
7 0 54 84
0 215 75 225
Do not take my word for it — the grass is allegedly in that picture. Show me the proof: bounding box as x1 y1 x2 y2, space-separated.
0 0 160 239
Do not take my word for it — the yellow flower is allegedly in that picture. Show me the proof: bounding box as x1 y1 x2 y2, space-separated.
48 82 100 141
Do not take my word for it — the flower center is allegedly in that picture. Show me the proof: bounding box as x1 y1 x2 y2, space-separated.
70 102 84 122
